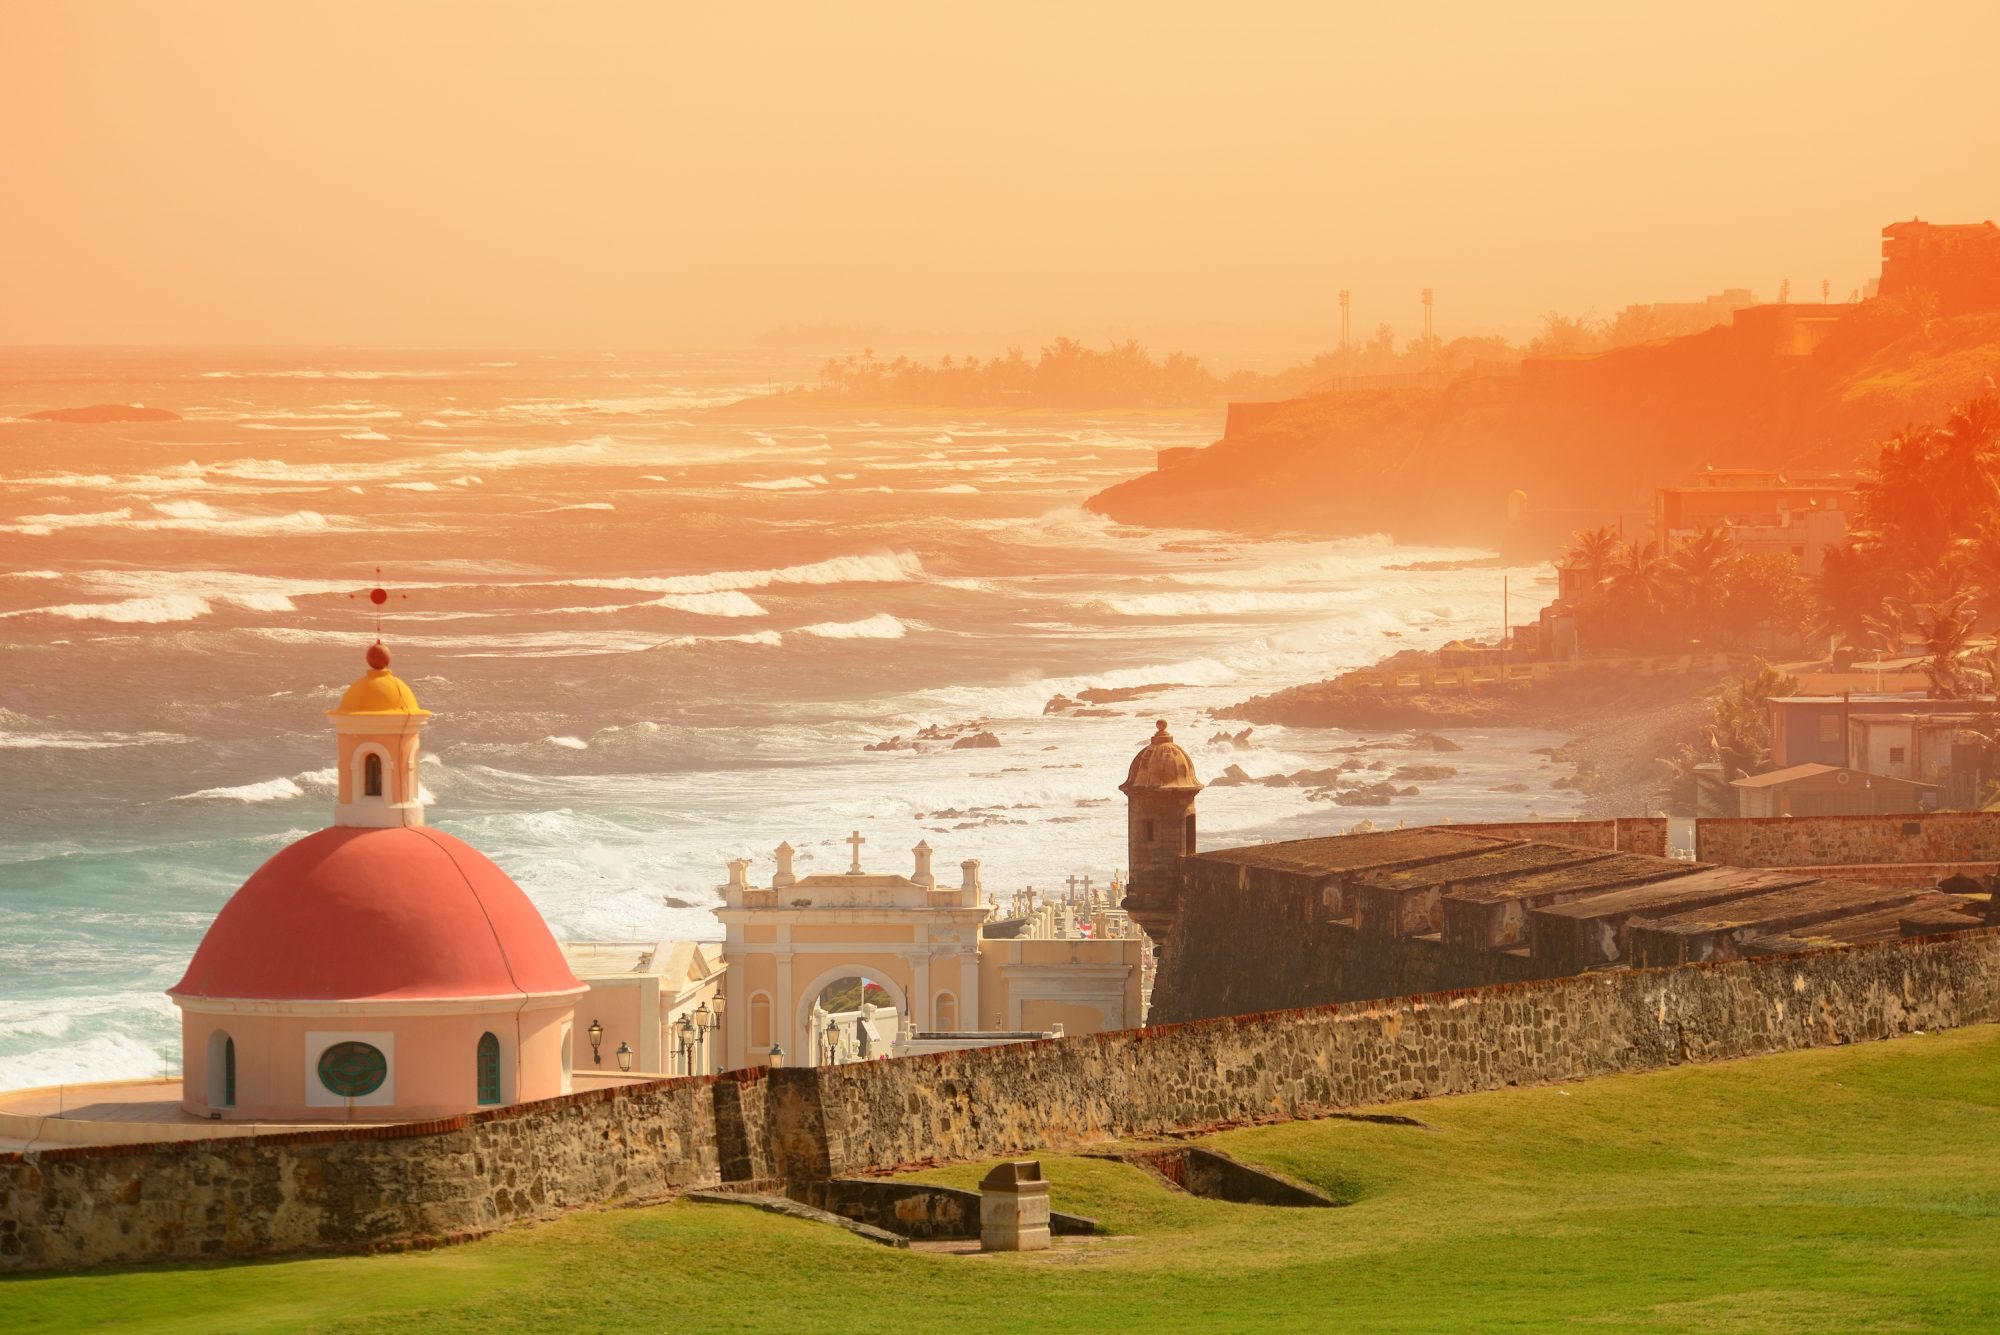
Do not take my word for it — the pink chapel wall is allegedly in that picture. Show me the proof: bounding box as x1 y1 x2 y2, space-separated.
178 1002 574 1123
6 927 1999 1272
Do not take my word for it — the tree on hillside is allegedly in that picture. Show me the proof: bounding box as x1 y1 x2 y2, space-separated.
1561 524 1622 586
1705 661 1798 780
1529 311 1598 357
1658 661 1799 811
1601 304 1668 349
1932 396 2000 516
1602 542 1673 641
1911 591 1982 699
1814 544 1892 654
1668 527 1737 642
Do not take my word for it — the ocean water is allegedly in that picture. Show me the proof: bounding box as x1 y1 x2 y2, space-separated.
0 347 1573 1089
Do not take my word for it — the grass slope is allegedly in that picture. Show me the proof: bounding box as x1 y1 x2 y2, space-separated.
7 1026 2000 1333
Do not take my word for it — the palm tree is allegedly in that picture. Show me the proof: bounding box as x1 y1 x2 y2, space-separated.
1930 395 2000 527
1668 527 1737 643
1853 424 1948 572
1812 543 1888 654
1601 542 1673 647
1704 661 1797 780
1561 525 1623 590
1914 592 1981 699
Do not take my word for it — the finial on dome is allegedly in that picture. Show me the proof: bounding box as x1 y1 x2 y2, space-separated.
366 642 391 671
1153 719 1171 741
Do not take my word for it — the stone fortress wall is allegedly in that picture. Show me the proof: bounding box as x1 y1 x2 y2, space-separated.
1146 813 2000 1026
1694 811 2000 869
1440 817 1668 857
8 926 1998 1273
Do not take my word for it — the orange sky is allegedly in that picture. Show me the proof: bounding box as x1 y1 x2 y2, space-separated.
2 2 1995 350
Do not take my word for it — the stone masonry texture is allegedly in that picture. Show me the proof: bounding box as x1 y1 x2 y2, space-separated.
1695 812 2000 868
4 930 1997 1272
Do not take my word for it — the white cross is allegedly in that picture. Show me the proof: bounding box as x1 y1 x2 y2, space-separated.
846 830 866 874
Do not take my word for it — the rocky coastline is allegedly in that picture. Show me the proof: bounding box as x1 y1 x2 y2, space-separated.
1219 662 1728 818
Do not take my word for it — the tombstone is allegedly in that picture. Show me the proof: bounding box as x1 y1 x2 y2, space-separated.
979 1160 1052 1252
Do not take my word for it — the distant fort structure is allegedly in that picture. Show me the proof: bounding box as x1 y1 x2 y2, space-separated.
1879 218 2000 313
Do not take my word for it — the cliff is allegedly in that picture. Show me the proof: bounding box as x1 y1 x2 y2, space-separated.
1087 304 2000 548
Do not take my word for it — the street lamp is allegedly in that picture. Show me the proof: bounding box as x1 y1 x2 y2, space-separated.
587 1019 604 1065
615 1041 633 1073
675 1013 695 1075
693 1001 711 1074
767 1043 785 1069
825 1016 841 1066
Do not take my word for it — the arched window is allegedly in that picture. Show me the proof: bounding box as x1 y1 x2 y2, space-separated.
1183 812 1196 853
749 993 772 1050
363 752 384 798
934 992 958 1032
207 1030 235 1108
476 1031 502 1105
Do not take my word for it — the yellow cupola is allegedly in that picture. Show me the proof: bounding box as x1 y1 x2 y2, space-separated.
333 644 428 717
324 643 432 829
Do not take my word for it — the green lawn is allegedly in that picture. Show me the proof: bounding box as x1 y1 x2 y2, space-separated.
7 1026 2000 1334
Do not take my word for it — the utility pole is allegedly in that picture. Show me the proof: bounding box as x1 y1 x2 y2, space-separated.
1421 288 1434 345
1338 290 1351 351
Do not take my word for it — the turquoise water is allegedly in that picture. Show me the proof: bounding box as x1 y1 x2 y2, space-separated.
0 348 1570 1087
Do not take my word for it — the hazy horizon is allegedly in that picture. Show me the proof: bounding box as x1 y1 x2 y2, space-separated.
3 2 1996 350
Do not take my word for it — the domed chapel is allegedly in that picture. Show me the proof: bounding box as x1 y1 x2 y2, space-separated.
168 643 586 1122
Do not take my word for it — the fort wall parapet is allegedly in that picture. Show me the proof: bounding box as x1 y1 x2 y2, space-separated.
1695 811 2000 868
1440 818 1668 858
6 929 1998 1273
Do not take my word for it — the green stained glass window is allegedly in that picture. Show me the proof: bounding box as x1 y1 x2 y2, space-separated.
318 1041 388 1098
476 1032 501 1105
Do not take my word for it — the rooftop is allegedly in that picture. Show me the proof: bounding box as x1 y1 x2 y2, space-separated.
1352 842 1596 891
1445 853 1688 906
1731 763 1936 790
1192 828 1500 875
1529 868 1819 922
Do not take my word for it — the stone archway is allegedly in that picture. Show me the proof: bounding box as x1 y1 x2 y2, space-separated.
792 964 910 1066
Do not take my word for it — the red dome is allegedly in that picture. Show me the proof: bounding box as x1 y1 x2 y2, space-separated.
171 826 585 1003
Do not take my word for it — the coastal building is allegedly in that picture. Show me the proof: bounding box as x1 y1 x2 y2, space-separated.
713 827 1146 1069
1729 763 1938 818
1653 469 1854 576
169 643 588 1123
1767 694 1993 770
1847 712 1990 810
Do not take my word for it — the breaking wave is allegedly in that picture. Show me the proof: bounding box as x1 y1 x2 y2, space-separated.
172 777 307 803
1094 590 1362 617
561 550 924 597
794 613 908 640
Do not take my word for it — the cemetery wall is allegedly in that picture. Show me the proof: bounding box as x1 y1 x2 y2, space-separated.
6 929 1998 1272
